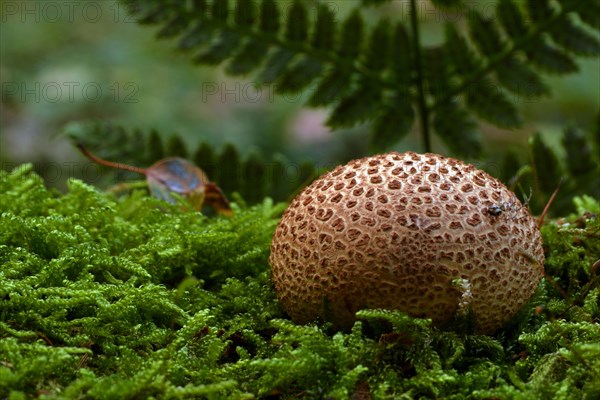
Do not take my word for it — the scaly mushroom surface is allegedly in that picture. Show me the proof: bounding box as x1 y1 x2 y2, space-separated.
269 152 545 334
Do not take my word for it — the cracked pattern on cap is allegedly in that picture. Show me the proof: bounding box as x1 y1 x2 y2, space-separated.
269 152 544 334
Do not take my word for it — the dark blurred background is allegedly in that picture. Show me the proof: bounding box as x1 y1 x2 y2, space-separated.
1 0 599 192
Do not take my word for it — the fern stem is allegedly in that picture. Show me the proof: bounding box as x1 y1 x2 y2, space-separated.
431 0 585 112
409 0 431 153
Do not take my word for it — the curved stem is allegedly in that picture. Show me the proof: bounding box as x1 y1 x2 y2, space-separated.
409 0 431 153
77 144 147 175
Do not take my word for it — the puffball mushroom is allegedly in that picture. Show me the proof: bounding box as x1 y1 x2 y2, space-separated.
269 152 545 334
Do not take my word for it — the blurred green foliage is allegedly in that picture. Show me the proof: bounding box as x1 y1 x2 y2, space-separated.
1 0 599 192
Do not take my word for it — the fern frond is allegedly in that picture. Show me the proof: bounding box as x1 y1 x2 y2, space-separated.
365 19 392 73
444 24 482 76
277 57 322 94
498 0 528 40
216 143 242 195
562 127 597 177
122 0 416 150
468 12 505 58
558 0 600 30
312 3 336 51
433 100 480 158
526 0 556 23
433 0 597 142
516 125 600 215
326 80 381 129
305 10 363 107
391 23 412 87
465 78 521 128
166 135 189 158
338 10 364 59
241 151 268 205
496 57 550 98
371 93 415 153
121 0 599 155
193 142 217 179
525 39 578 73
307 71 349 107
63 122 319 205
550 15 600 56
529 133 563 197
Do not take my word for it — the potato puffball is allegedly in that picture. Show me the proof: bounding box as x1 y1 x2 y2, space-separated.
269 152 544 334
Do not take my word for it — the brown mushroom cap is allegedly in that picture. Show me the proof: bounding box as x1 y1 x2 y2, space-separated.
269 152 545 334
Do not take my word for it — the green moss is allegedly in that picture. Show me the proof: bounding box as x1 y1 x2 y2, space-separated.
1 166 599 399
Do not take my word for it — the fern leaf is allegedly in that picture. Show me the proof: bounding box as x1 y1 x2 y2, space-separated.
192 0 209 14
560 0 600 30
241 151 268 204
285 1 308 42
498 149 522 184
365 19 391 73
217 143 242 195
307 71 351 107
147 129 165 161
496 57 550 98
166 135 189 158
212 0 229 22
327 81 381 128
498 0 528 39
339 11 364 59
423 47 450 100
259 0 279 33
525 39 578 73
226 40 268 76
194 31 241 65
465 78 521 128
371 96 415 153
179 24 214 51
276 57 323 94
126 1 169 25
526 0 556 23
268 154 292 201
193 142 217 179
157 15 191 39
444 24 482 75
259 49 295 83
64 121 159 168
529 133 563 195
433 101 481 158
234 0 256 27
312 4 336 51
550 15 600 56
468 12 505 58
391 23 412 87
562 127 597 177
